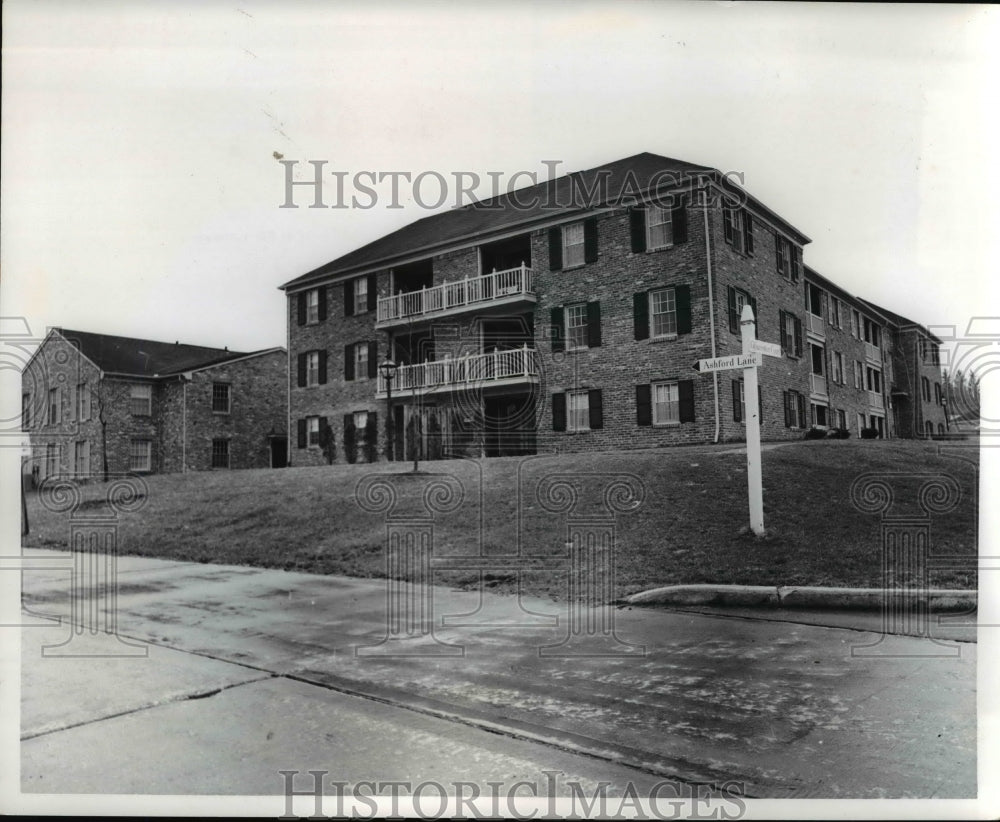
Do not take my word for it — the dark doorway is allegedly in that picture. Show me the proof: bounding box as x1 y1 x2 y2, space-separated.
480 234 532 273
484 392 536 457
270 436 288 468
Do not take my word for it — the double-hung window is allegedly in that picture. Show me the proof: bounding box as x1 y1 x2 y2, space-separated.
307 416 321 447
130 384 152 416
130 439 151 472
353 278 368 315
650 288 677 338
562 223 585 268
652 381 680 425
566 390 590 432
565 303 588 350
355 343 369 380
212 383 231 414
305 288 320 324
646 206 672 250
306 351 320 386
211 438 230 469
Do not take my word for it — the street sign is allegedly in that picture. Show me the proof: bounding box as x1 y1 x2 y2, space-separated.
747 339 782 359
692 352 761 373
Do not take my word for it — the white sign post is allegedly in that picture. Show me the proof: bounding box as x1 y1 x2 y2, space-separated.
741 305 765 536
691 308 780 536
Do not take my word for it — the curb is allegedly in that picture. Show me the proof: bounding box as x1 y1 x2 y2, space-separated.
625 584 976 612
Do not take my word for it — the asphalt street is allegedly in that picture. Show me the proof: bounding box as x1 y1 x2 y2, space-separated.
16 549 976 800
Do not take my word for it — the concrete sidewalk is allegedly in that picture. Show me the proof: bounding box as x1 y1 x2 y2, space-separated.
19 549 976 798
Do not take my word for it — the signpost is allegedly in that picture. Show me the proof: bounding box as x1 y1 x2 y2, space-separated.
691 306 780 536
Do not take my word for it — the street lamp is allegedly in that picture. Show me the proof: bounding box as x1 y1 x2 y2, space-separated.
379 358 398 462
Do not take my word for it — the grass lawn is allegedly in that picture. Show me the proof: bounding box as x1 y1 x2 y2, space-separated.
22 438 979 600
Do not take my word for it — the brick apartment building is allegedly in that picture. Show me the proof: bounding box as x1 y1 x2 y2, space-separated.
22 328 287 480
278 152 945 465
859 302 949 438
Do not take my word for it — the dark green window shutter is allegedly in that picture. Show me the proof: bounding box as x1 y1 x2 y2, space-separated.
779 311 788 354
297 418 307 449
775 235 785 277
588 389 603 430
552 393 566 431
675 285 692 335
743 212 754 255
633 292 649 340
550 307 565 352
367 341 378 378
583 218 598 263
750 296 759 338
727 287 738 334
319 417 329 448
796 393 805 427
794 317 803 357
317 287 327 321
783 391 792 427
636 384 652 426
630 207 647 253
678 380 695 422
723 207 735 245
548 227 562 271
586 301 602 348
343 415 354 449
791 246 801 282
344 281 354 317
297 353 307 387
733 380 742 422
671 205 687 244
318 349 328 385
344 344 355 381
367 275 377 311
297 294 307 326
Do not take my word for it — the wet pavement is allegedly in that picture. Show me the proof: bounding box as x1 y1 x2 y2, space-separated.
17 549 976 798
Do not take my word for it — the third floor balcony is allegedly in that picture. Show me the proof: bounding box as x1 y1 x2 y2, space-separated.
376 265 536 329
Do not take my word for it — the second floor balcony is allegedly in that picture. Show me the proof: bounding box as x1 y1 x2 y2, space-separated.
376 345 539 398
376 265 536 328
806 312 825 338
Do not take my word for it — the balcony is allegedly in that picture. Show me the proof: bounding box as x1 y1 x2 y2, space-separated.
806 313 825 338
810 373 827 396
864 341 881 363
376 265 535 328
868 392 885 411
377 345 538 398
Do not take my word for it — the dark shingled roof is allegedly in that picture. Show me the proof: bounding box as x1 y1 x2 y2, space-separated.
279 152 767 291
54 328 248 377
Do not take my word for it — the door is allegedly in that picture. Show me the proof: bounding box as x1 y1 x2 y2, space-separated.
270 436 288 468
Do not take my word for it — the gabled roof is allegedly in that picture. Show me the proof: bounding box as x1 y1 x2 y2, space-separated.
53 328 251 377
279 151 811 292
803 267 891 322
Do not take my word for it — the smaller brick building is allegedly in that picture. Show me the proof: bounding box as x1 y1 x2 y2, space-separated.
21 328 287 480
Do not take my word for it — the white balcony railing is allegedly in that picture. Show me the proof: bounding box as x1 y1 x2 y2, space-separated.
377 265 535 324
377 346 538 395
868 392 885 411
807 313 825 336
864 341 881 363
810 373 827 396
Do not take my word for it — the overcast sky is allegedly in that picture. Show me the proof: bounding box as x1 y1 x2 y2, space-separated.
2 1 998 357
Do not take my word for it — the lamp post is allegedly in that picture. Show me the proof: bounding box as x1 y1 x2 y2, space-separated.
942 396 949 433
379 358 398 462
